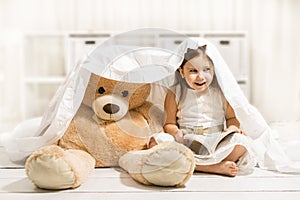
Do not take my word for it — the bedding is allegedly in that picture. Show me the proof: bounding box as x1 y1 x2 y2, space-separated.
0 28 299 173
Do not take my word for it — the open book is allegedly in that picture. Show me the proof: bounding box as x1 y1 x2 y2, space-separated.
183 130 236 156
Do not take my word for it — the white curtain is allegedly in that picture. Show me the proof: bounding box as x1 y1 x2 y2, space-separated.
248 0 300 122
0 0 299 132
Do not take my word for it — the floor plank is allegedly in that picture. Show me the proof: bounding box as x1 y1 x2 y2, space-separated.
1 168 300 193
0 192 300 200
1 148 300 200
0 167 296 178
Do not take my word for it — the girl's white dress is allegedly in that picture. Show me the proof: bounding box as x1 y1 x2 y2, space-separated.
155 82 256 175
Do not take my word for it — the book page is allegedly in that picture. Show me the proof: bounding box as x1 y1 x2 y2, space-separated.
184 130 236 155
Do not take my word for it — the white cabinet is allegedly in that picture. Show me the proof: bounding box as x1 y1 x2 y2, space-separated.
20 32 112 120
156 33 199 51
20 33 67 119
66 33 111 71
20 31 250 120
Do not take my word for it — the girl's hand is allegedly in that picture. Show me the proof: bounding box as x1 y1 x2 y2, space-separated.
226 125 247 136
235 129 247 135
237 129 247 135
174 129 187 144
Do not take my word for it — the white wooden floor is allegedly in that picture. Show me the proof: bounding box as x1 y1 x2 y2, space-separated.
1 148 300 200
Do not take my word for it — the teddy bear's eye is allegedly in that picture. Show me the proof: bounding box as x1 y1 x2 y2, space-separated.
98 87 105 94
122 90 128 97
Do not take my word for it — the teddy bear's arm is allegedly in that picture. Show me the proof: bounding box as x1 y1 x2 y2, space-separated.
57 119 88 151
134 101 164 133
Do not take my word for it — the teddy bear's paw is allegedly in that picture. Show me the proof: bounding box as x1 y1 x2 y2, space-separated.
119 141 195 187
25 145 95 189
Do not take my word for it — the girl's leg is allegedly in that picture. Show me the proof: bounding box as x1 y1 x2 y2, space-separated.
195 145 247 177
223 144 247 162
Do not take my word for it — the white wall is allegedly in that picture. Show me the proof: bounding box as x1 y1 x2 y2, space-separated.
0 0 300 131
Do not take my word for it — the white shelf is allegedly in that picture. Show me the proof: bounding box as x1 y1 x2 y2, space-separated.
20 32 67 119
66 33 111 71
24 76 65 84
22 83 60 118
22 33 67 77
19 31 250 120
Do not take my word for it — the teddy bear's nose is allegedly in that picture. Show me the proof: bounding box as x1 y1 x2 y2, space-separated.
103 103 120 114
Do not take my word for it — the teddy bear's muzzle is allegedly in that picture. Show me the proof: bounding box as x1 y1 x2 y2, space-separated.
92 95 128 121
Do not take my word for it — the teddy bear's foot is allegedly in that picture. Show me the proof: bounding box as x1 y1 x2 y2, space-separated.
25 145 95 189
119 141 195 187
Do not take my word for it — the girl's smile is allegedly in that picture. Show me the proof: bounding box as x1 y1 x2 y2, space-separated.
195 81 206 86
179 53 214 92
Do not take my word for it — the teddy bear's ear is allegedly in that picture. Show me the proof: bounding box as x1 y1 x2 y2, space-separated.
129 83 151 109
82 73 100 107
186 48 193 53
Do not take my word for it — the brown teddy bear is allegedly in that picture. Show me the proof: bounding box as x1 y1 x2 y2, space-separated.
25 73 195 189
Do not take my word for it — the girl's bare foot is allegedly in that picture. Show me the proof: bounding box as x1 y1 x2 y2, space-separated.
195 161 238 177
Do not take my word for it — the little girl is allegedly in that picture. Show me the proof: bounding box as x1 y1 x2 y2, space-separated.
149 45 255 177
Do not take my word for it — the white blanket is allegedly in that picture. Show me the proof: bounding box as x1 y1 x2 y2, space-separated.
1 28 300 173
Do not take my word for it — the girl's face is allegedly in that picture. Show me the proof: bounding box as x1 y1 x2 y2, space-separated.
179 53 214 92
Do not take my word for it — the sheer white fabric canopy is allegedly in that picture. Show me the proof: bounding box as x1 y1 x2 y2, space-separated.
1 28 299 173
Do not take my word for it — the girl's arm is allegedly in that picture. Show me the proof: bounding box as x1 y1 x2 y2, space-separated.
225 101 241 131
163 90 179 137
148 90 179 148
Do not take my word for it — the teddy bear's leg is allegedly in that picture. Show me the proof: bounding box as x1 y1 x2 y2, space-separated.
25 145 95 189
119 141 195 187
